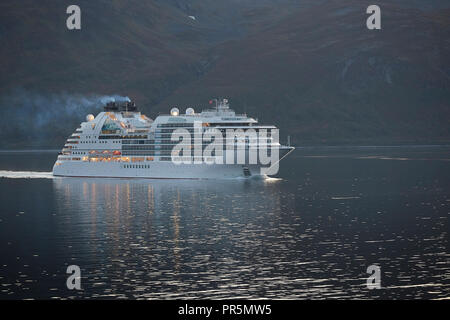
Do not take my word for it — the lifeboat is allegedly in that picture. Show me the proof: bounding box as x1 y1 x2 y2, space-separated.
113 150 121 155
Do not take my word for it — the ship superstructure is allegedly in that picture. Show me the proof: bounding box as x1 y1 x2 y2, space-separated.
53 99 294 179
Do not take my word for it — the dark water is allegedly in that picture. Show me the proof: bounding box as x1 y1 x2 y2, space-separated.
0 146 449 300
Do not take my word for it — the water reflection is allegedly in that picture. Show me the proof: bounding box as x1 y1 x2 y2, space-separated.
51 177 291 299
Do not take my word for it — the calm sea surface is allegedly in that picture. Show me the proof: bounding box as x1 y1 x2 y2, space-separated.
0 146 449 299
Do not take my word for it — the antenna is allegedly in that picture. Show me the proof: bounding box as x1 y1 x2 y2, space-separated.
209 98 218 111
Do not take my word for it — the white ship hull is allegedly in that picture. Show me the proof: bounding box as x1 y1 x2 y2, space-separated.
53 161 265 179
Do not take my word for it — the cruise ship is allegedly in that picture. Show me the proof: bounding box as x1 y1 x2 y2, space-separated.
52 98 294 179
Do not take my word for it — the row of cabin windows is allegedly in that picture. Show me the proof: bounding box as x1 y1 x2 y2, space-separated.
99 135 148 139
157 123 194 128
156 133 272 139
209 123 252 127
123 145 156 150
156 139 272 144
80 140 120 144
156 123 253 128
122 151 175 156
124 164 150 169
155 124 254 132
123 139 271 146
122 140 155 144
139 151 218 157
156 128 196 133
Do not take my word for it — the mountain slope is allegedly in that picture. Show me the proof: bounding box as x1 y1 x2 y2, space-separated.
154 0 450 144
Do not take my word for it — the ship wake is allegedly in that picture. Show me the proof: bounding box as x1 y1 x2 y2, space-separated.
0 170 53 179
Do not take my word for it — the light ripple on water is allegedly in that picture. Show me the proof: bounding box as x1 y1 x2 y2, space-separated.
0 148 449 299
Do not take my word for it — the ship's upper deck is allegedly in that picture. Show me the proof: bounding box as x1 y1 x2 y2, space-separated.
77 98 274 137
151 99 262 129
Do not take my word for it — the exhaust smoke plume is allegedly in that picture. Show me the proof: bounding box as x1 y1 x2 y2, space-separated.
0 89 131 148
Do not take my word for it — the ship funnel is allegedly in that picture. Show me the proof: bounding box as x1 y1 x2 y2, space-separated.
124 101 137 112
119 100 138 112
104 101 118 111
